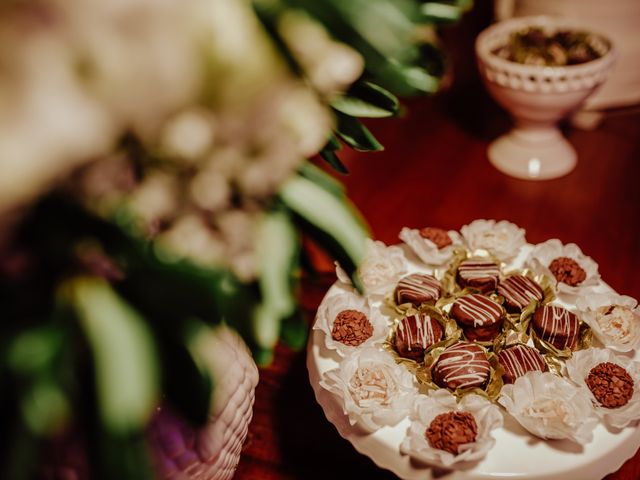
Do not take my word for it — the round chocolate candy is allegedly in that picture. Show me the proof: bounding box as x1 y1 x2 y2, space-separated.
450 294 504 342
497 344 547 384
532 304 580 350
426 411 478 455
331 310 373 347
419 227 452 249
395 273 442 306
497 275 544 313
395 313 443 362
548 256 586 286
432 342 491 390
456 259 500 294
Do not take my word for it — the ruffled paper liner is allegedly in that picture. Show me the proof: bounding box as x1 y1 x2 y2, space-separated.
564 348 640 429
399 391 503 468
529 320 593 359
576 293 640 353
417 344 504 402
383 306 461 389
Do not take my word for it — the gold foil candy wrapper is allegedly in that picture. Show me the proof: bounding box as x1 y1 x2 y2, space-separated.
383 309 461 388
529 321 593 359
492 341 557 380
421 345 503 402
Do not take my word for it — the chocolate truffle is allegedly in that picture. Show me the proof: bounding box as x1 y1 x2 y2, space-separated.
432 342 491 390
426 411 478 455
331 310 373 347
595 305 636 343
532 305 580 350
395 313 443 362
497 344 547 384
456 259 500 294
419 227 452 249
497 275 544 313
395 273 442 306
586 362 634 409
450 294 504 342
549 257 586 286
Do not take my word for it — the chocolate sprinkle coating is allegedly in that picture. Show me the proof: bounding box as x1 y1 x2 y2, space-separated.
331 309 373 346
586 362 634 409
419 227 452 249
549 257 587 286
426 411 478 455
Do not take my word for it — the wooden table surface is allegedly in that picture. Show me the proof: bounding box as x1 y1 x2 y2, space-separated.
235 5 640 479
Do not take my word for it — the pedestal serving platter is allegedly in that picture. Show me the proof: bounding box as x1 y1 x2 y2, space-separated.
307 244 640 480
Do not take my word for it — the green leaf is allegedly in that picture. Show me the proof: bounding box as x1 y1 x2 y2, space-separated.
6 326 65 377
335 112 384 152
325 135 342 151
20 379 70 436
331 81 399 118
298 161 346 198
63 277 160 434
254 210 300 350
279 174 368 292
320 149 348 174
279 309 308 350
420 3 463 24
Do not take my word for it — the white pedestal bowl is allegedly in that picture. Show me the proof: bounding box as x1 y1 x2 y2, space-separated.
476 16 616 180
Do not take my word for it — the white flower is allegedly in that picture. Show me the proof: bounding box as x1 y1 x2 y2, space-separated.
313 289 389 357
400 390 503 468
565 348 640 429
576 293 640 352
320 348 417 431
499 371 598 444
336 239 408 297
398 227 463 266
460 219 526 262
526 239 600 302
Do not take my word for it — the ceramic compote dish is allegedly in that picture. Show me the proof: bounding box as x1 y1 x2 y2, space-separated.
476 16 616 180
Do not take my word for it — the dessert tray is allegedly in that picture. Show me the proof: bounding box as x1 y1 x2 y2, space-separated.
307 220 640 480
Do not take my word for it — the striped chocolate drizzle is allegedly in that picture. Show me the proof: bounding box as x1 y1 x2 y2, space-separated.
395 273 441 304
498 275 543 309
538 305 579 349
454 294 503 327
458 260 500 280
435 342 490 389
498 345 546 381
397 314 440 351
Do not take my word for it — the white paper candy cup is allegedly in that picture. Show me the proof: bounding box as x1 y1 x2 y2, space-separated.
526 239 600 302
320 347 418 432
398 227 462 267
499 371 598 445
400 389 503 468
460 219 526 262
313 290 389 357
335 238 408 298
576 293 640 352
565 348 640 429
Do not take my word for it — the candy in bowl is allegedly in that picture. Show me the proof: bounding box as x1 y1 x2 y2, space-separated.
475 16 616 180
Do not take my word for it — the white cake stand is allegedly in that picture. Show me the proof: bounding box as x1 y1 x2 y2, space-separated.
307 245 640 479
